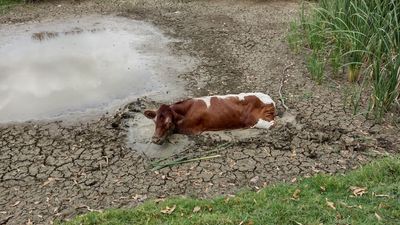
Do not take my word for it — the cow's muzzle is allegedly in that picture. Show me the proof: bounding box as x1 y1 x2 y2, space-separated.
152 136 166 145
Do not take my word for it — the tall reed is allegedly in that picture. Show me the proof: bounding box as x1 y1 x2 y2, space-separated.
291 0 400 119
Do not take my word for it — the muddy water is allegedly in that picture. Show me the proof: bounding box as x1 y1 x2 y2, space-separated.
0 16 194 123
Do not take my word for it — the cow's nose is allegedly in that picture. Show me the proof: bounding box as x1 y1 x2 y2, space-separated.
152 136 163 145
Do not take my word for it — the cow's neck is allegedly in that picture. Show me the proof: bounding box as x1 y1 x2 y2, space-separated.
170 100 194 134
170 100 193 116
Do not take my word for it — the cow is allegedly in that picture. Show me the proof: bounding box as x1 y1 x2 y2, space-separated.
144 93 276 145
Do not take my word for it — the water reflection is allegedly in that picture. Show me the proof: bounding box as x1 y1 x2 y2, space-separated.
0 16 193 122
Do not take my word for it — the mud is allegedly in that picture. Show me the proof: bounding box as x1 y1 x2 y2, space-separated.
0 0 399 224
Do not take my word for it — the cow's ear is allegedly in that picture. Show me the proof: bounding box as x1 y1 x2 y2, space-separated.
144 110 156 119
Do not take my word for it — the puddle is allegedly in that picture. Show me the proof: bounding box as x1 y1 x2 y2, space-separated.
0 16 194 123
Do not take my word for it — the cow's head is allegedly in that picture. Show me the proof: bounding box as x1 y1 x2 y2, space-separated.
144 104 175 145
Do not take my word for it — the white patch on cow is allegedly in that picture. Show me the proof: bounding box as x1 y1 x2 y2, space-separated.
196 96 213 108
249 92 275 106
252 119 274 129
196 92 275 109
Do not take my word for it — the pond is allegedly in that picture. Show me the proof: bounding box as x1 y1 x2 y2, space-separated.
0 16 194 123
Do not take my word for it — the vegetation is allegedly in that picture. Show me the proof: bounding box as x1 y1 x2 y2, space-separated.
0 0 50 14
60 157 400 225
0 0 22 13
289 0 400 120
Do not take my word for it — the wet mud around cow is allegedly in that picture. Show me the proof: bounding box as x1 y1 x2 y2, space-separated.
0 16 193 122
127 111 288 159
0 1 399 225
127 112 194 158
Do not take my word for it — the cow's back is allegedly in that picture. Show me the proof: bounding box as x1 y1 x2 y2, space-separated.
173 93 275 134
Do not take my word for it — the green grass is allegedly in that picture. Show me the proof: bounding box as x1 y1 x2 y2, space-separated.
307 50 325 84
289 0 400 120
60 157 400 225
0 0 22 14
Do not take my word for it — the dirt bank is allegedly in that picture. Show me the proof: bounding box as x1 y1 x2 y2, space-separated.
0 0 399 224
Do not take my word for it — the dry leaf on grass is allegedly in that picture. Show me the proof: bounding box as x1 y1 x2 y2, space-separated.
239 220 254 225
292 189 301 200
350 186 368 197
193 206 201 213
379 203 389 209
293 220 303 225
373 193 390 198
246 220 254 225
161 205 176 215
339 201 357 209
326 198 336 210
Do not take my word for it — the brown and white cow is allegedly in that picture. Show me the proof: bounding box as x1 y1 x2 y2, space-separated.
144 93 276 144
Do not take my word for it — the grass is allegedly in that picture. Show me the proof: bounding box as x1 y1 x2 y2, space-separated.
307 50 324 84
0 0 22 13
60 157 400 225
288 0 400 120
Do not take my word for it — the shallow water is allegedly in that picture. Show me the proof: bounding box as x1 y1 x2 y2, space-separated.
0 16 193 122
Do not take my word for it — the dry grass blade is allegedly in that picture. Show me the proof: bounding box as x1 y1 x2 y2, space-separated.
373 193 390 198
11 201 20 207
292 220 303 225
279 63 294 111
326 198 336 210
375 212 382 221
152 155 222 171
151 143 233 171
76 205 102 213
151 142 231 167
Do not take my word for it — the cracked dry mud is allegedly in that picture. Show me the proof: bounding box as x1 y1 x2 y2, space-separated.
0 0 399 224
